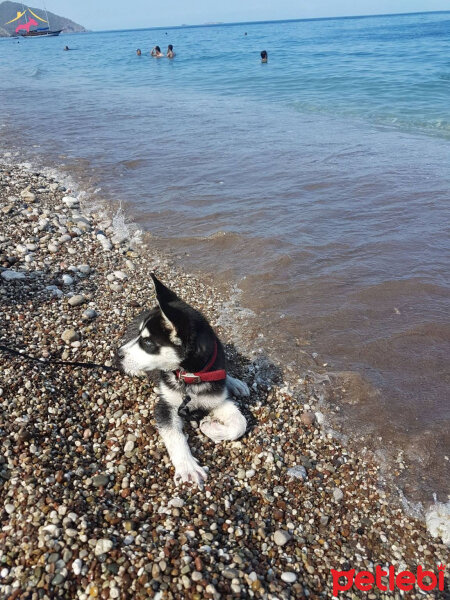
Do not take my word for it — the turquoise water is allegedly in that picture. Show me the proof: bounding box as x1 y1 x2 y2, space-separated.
1 12 450 136
0 12 449 503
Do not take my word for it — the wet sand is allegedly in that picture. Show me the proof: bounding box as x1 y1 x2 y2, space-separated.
0 163 448 599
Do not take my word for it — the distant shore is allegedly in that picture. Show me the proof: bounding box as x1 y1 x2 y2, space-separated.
0 162 448 598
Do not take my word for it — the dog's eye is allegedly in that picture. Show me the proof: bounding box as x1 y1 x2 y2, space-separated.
141 338 156 351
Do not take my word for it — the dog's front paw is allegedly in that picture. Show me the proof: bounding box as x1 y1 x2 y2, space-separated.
173 457 207 488
226 375 250 397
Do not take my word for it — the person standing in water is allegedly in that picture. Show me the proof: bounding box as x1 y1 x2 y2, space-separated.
151 46 164 57
167 45 175 58
261 50 268 63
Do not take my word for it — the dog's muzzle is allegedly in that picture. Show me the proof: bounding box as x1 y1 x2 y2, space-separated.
113 347 126 372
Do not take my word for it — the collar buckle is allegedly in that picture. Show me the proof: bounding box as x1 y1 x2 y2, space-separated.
179 372 202 384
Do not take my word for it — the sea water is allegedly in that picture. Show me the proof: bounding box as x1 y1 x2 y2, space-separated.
0 11 449 505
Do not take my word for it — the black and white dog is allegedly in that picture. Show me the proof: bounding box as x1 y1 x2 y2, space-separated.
116 274 249 487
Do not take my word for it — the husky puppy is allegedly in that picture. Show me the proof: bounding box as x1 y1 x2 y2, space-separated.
116 274 249 487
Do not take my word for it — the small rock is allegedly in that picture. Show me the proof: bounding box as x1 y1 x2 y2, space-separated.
169 497 185 508
124 440 135 453
273 530 291 546
82 309 98 320
51 573 65 585
281 572 297 583
21 190 36 202
92 474 109 488
94 539 113 556
47 553 60 564
62 275 74 285
114 271 128 280
61 329 80 344
46 285 63 297
77 264 91 275
68 295 86 307
333 488 344 502
4 503 15 515
223 568 238 579
301 411 316 426
152 563 160 579
62 196 79 208
1 270 26 281
287 466 307 480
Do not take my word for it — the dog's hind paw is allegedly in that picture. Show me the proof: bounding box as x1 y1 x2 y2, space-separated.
174 457 207 488
226 375 250 397
200 418 230 443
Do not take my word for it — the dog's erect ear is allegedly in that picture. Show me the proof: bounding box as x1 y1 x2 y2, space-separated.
151 273 188 344
151 272 180 306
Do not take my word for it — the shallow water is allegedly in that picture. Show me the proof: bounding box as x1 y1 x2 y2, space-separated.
0 12 449 503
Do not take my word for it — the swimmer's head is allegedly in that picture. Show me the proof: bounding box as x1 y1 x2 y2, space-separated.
136 49 141 55
168 44 173 51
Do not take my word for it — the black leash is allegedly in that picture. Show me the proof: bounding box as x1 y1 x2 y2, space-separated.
0 343 118 372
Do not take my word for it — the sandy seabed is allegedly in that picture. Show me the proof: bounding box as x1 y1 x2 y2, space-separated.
0 163 448 599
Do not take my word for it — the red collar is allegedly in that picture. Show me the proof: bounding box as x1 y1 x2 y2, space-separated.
174 341 226 384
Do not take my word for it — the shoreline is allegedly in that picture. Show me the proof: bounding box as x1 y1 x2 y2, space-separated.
0 162 448 598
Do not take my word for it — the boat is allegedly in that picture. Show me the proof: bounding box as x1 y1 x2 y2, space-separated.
5 5 62 37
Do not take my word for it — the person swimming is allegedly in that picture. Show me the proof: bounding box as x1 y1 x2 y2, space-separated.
136 49 142 56
151 46 164 58
261 50 268 63
167 44 175 58
64 46 70 51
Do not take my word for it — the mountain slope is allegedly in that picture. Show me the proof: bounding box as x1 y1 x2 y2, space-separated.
0 1 86 36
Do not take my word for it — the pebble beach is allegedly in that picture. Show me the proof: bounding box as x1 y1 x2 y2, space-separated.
0 163 448 599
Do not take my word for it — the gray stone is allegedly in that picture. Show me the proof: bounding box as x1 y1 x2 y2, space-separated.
113 271 127 280
124 440 135 453
223 568 239 579
92 474 109 487
110 283 123 293
273 530 292 546
61 329 80 344
82 309 98 320
77 264 91 275
62 196 79 208
94 539 113 555
68 295 86 307
333 488 344 502
287 465 307 480
1 270 26 281
62 275 74 285
281 572 297 583
169 497 185 508
51 573 65 585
